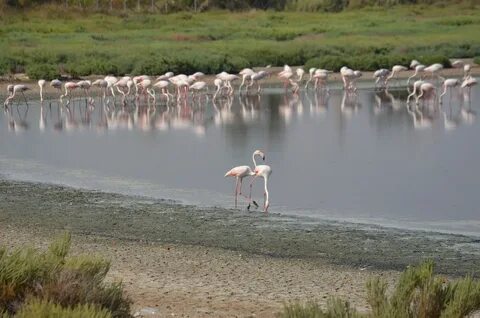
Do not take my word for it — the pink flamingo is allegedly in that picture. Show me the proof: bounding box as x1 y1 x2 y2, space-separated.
4 84 29 106
249 159 272 213
439 78 460 104
38 79 46 102
416 82 436 106
225 150 265 208
385 65 408 88
60 82 79 105
4 84 29 107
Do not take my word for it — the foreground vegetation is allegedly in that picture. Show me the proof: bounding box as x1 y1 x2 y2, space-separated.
281 260 480 318
0 233 131 318
0 4 479 79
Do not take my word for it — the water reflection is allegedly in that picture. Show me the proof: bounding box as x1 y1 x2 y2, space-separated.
1 83 480 231
3 85 478 135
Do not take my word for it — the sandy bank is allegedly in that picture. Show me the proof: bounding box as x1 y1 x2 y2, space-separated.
0 225 398 317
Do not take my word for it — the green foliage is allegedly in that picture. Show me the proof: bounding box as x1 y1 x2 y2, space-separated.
14 299 112 318
282 261 480 318
0 6 478 77
474 56 480 65
0 233 131 318
26 64 59 80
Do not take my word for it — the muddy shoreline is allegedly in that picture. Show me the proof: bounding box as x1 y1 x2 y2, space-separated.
1 178 480 276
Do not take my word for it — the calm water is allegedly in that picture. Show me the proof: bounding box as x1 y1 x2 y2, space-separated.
1 83 479 234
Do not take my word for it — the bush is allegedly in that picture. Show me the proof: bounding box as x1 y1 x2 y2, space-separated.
281 260 480 318
26 64 59 80
13 299 112 318
0 233 132 317
474 56 480 65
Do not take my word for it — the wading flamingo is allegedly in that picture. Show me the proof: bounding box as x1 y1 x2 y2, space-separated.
424 64 445 83
373 69 390 89
4 84 29 107
224 150 265 208
38 79 46 102
416 82 436 106
60 82 79 105
304 68 316 89
439 78 460 104
407 80 424 104
461 76 478 102
385 65 408 88
249 159 272 213
239 68 255 92
50 79 62 99
248 71 269 94
407 64 425 86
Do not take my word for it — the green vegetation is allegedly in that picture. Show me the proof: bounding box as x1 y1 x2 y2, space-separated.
0 233 131 318
281 260 480 318
1 0 478 12
0 4 479 79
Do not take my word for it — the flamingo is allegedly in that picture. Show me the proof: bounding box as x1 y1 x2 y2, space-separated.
424 64 445 83
373 69 390 89
239 68 255 92
153 80 172 102
385 65 408 88
92 79 108 99
213 78 224 99
248 158 272 213
410 60 421 69
416 82 436 106
407 80 424 104
278 65 294 91
340 66 355 90
104 76 118 97
137 79 155 102
76 80 92 103
60 82 79 105
249 71 269 93
313 69 331 91
304 68 317 89
224 150 265 208
407 64 425 86
461 76 477 102
38 79 46 102
453 60 472 80
216 72 238 95
189 81 208 98
439 78 460 104
4 84 29 107
50 79 62 98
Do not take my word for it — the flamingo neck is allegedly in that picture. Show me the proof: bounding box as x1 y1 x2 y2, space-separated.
252 153 258 168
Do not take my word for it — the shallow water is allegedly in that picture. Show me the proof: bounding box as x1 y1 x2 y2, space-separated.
1 82 479 234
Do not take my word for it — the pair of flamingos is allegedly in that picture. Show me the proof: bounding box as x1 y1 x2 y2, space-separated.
225 150 272 212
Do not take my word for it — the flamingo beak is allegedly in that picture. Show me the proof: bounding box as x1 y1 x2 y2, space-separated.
262 156 265 161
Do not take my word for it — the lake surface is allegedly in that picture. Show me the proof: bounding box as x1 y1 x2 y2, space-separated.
1 82 479 235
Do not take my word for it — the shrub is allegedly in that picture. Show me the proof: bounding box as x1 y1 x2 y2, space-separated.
0 233 132 317
281 260 480 318
473 56 480 65
26 64 59 80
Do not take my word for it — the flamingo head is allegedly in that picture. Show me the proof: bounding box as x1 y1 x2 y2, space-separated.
253 149 265 161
